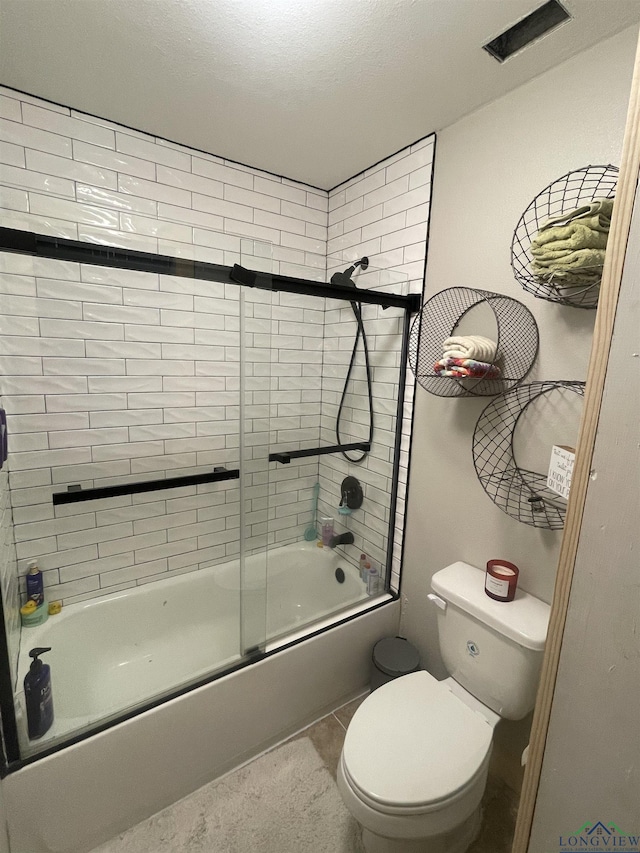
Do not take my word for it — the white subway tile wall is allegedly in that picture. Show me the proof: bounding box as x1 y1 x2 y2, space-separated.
0 86 327 270
0 87 327 608
0 85 433 610
324 136 434 591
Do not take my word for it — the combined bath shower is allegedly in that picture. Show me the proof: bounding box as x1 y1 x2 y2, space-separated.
330 258 374 463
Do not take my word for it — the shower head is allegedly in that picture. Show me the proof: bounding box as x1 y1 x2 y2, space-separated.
330 257 369 287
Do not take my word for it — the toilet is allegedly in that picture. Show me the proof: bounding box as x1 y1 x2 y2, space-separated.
337 561 550 853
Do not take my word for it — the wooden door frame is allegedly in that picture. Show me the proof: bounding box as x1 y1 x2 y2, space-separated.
511 29 640 853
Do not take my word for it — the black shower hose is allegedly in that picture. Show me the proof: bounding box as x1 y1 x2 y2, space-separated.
336 300 374 463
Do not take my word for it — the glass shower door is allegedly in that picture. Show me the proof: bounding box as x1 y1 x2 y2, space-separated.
263 255 410 643
237 239 273 656
0 242 263 758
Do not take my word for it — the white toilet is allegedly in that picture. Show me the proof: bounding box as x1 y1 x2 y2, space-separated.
337 561 550 853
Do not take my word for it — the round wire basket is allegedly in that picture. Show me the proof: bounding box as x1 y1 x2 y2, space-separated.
473 381 585 529
511 165 618 309
408 287 539 397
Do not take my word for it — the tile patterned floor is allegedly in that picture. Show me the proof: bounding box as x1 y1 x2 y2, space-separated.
300 694 520 853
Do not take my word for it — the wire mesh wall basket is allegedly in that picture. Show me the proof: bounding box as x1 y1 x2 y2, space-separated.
408 287 539 397
511 164 618 309
473 381 585 529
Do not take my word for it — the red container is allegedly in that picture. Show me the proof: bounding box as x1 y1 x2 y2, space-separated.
485 559 519 602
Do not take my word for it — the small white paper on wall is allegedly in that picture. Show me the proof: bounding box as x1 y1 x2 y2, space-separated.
547 445 575 500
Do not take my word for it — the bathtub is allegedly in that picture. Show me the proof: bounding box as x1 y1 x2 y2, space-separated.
5 536 399 853
15 541 368 754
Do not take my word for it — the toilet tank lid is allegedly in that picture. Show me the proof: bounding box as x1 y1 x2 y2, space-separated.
431 562 550 651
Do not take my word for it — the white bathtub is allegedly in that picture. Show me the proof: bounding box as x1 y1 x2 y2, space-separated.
6 538 399 853
15 541 367 753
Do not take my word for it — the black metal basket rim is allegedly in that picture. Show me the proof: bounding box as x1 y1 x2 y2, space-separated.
510 164 618 311
507 382 585 450
511 163 619 241
478 379 586 401
422 286 533 304
416 374 521 381
517 274 603 287
478 468 569 506
472 381 585 529
471 380 586 428
410 286 539 398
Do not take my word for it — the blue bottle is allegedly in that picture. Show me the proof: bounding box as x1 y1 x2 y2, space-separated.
24 647 54 739
26 563 44 606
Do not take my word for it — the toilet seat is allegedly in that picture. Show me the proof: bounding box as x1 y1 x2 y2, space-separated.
342 671 493 814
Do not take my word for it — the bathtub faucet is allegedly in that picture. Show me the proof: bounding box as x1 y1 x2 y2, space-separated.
329 532 354 548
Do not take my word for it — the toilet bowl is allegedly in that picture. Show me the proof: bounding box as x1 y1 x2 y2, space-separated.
337 670 497 853
337 561 550 853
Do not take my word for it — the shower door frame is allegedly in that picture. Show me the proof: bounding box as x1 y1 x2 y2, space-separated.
0 227 419 773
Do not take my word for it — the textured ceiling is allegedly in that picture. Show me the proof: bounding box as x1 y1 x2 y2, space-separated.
1 0 638 189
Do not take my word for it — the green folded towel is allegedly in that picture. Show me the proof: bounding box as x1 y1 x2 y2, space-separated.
531 249 605 286
531 222 609 256
538 197 614 232
532 247 606 273
549 273 602 289
529 197 614 288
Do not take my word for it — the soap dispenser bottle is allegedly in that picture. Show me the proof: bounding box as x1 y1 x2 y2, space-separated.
24 647 54 739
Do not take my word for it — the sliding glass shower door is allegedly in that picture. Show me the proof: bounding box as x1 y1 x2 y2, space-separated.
0 237 277 758
262 257 410 643
0 230 417 762
237 239 273 657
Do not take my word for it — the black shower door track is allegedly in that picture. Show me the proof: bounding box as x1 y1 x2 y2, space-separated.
0 228 421 312
0 227 418 771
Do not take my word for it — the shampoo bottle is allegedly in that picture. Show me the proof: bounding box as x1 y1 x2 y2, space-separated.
24 647 54 739
321 517 334 547
359 554 368 581
366 566 380 596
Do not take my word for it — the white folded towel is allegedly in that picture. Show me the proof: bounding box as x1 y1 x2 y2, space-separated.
442 335 498 363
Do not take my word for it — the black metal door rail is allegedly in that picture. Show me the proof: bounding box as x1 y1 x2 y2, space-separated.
52 467 240 505
0 228 420 312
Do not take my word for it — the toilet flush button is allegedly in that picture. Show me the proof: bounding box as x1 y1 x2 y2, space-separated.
427 593 447 611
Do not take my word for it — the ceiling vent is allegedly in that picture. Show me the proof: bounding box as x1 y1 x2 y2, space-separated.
483 0 572 63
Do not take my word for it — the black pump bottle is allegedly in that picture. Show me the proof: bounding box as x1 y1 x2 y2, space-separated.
24 647 54 739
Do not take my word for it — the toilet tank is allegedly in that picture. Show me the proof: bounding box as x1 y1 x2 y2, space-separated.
430 562 550 720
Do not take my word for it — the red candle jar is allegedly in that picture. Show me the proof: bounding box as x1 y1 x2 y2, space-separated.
485 559 519 602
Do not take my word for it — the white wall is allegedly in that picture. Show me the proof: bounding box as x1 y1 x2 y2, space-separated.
529 121 640 846
401 25 638 681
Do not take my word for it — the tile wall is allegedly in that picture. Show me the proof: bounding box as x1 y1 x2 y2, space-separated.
323 137 434 590
0 86 328 607
0 85 433 610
